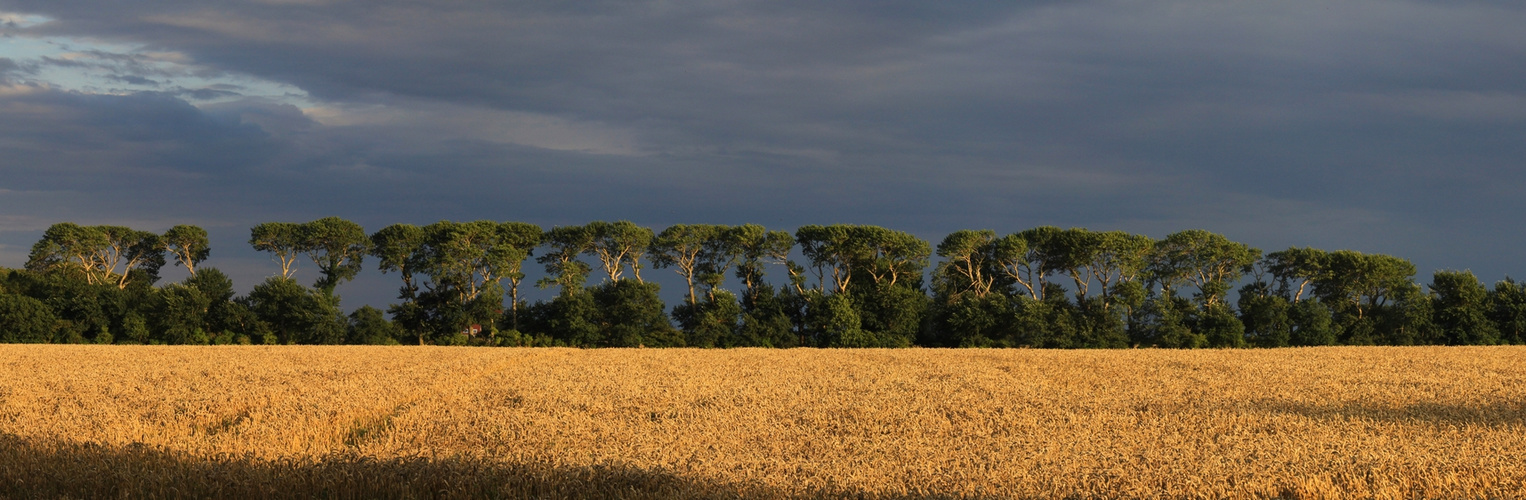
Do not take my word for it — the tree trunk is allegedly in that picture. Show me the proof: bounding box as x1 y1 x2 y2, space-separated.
510 278 521 332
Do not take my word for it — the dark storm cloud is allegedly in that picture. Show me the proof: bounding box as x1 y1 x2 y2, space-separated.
1 0 1525 304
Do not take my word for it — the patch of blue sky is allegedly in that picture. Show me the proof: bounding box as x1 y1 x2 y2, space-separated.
1 15 311 107
0 12 49 28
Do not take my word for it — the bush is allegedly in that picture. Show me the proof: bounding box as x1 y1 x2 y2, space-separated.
0 294 58 343
347 306 403 345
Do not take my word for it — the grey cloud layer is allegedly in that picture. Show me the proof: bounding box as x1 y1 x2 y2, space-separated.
1 0 1525 306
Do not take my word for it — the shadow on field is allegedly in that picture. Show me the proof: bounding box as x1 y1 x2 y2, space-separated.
1252 399 1526 428
0 433 969 500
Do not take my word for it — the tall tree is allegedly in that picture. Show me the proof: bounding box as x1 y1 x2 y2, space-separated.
27 223 164 289
27 222 109 283
699 226 753 300
1147 230 1260 307
855 226 931 289
370 224 427 303
795 225 927 293
162 225 210 277
935 230 998 300
98 226 166 289
652 224 724 307
418 220 511 303
795 225 860 293
498 222 545 332
1045 228 1103 302
732 225 796 296
249 222 305 279
537 225 597 295
988 226 1066 301
587 221 654 283
1088 231 1154 310
1309 250 1416 320
369 223 428 344
377 220 529 340
1265 247 1328 302
301 217 368 294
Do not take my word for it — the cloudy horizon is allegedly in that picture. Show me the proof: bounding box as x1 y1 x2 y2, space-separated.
3 0 1524 308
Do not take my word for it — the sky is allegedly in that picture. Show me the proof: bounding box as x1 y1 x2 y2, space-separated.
1 0 1524 309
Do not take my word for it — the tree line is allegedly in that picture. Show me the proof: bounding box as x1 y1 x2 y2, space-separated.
2 218 1522 348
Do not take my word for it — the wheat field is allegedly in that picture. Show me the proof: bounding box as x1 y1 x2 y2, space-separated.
0 345 1522 499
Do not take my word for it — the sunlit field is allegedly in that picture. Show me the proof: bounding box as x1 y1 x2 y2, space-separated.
1 346 1523 498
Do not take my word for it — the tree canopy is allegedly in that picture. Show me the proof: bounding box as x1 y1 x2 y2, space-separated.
7 219 1522 350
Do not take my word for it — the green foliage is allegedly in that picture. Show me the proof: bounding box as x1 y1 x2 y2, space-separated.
806 292 869 347
387 301 429 345
1429 270 1498 345
10 219 1526 350
0 293 57 343
930 293 1011 347
53 320 88 344
347 306 403 345
1288 299 1336 346
737 284 802 348
491 328 556 347
92 326 113 344
1195 304 1246 348
302 217 368 294
154 284 212 345
183 267 252 338
1070 297 1129 349
28 223 165 289
1032 287 1081 348
525 281 680 348
1488 278 1526 344
1148 230 1259 307
1138 294 1203 348
1310 250 1416 321
9 271 122 342
121 313 150 344
249 222 305 279
243 277 345 344
1238 282 1292 347
537 225 596 294
674 290 742 348
162 224 210 276
851 284 926 348
525 289 600 346
590 280 682 347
